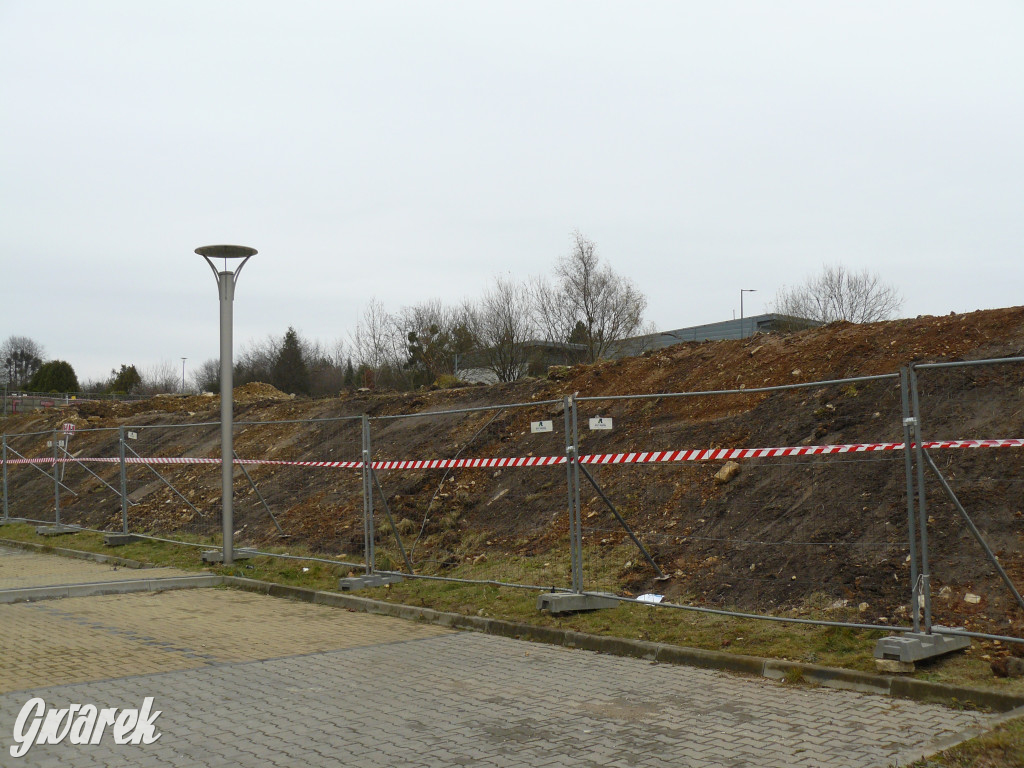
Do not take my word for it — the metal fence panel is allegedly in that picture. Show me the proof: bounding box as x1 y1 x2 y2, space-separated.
368 398 575 592
231 416 364 567
912 358 1024 640
124 421 224 546
46 426 123 533
4 429 60 525
574 375 912 628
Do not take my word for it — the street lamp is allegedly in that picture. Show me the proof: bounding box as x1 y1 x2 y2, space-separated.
181 357 187 393
740 289 757 339
196 244 256 565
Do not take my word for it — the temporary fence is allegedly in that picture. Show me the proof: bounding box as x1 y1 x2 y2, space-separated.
365 397 585 593
230 415 366 571
906 357 1024 644
2 360 1023 645
1 389 149 417
122 421 225 546
573 373 910 625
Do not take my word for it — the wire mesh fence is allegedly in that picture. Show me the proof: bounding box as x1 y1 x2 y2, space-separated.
367 398 575 592
573 375 912 627
3 361 1024 642
124 422 224 546
4 429 61 525
48 426 123 533
910 358 1024 640
232 415 364 568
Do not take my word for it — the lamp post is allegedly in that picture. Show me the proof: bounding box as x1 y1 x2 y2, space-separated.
181 357 187 393
196 244 256 565
740 289 757 339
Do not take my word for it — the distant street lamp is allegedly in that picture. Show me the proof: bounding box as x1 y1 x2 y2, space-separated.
740 289 757 339
196 244 257 565
181 357 187 393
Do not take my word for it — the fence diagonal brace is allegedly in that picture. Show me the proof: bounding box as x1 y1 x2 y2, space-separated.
371 467 414 574
59 445 136 504
6 445 78 496
577 462 666 580
124 443 205 518
923 448 1024 612
233 450 284 535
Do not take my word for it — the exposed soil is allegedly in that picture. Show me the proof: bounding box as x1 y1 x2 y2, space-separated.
4 307 1024 648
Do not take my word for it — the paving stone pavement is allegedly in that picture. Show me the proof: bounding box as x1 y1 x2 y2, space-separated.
0 589 450 694
0 548 193 591
0 547 1001 767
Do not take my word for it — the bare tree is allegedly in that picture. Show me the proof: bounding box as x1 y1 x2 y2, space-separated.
352 298 401 373
192 358 221 393
533 231 647 363
474 277 535 382
1 335 45 388
136 361 182 396
235 335 280 385
396 300 477 385
771 264 903 324
303 336 348 397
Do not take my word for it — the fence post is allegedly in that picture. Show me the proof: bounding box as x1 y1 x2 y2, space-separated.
2 434 8 522
119 426 129 534
562 396 578 592
562 395 584 594
908 365 933 632
52 429 61 527
571 395 584 593
900 368 921 633
362 414 375 575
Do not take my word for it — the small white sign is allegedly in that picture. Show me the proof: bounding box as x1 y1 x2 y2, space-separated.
127 431 138 440
636 593 664 604
46 440 66 448
530 420 554 433
588 416 613 431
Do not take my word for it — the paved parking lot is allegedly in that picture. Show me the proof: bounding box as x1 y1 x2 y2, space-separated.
0 546 194 591
0 545 1001 767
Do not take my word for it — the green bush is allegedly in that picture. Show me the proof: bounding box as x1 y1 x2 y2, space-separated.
27 360 79 393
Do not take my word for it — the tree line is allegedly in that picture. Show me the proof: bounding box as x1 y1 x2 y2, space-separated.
194 230 651 395
0 336 188 397
2 234 903 399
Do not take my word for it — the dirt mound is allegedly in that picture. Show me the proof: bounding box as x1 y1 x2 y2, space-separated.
551 307 1024 399
234 382 293 402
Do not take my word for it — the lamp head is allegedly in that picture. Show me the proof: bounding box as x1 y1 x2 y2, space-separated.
195 245 257 259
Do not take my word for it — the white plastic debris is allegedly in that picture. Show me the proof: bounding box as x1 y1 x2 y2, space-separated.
636 593 664 604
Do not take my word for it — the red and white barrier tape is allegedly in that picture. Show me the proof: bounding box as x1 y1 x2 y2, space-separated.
6 438 1024 469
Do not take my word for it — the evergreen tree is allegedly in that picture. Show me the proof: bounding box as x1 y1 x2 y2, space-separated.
27 360 80 393
108 364 142 394
271 327 311 395
567 320 588 345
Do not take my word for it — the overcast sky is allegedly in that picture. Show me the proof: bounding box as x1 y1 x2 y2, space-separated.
2 1 1022 384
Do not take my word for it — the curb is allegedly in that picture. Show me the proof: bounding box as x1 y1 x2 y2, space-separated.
0 575 225 604
4 537 1023 714
0 536 152 570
